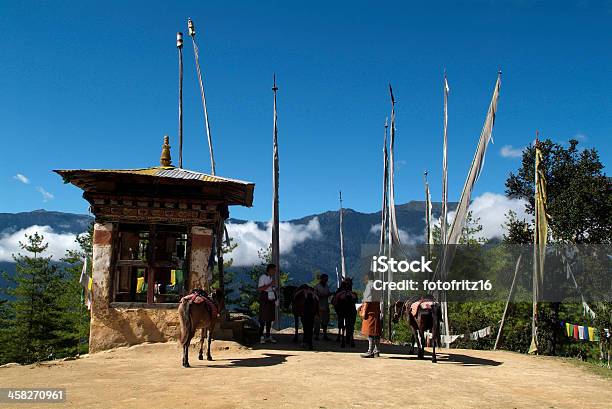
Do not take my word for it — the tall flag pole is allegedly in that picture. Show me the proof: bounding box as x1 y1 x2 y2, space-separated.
441 72 450 245
424 170 433 247
188 18 216 175
378 118 390 335
339 190 347 279
434 72 502 347
386 84 403 339
379 118 389 257
387 84 402 249
177 32 184 168
439 72 450 346
529 131 549 354
271 75 281 329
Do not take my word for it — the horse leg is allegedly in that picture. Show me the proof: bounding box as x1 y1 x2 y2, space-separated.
206 327 213 361
408 320 419 356
338 315 346 348
198 328 205 360
304 316 314 350
418 324 426 360
431 336 437 363
293 314 299 343
183 328 193 368
431 309 438 363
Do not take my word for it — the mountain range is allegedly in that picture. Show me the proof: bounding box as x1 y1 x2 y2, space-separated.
0 202 456 286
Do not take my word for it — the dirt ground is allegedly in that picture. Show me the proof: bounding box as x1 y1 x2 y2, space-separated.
1 332 610 409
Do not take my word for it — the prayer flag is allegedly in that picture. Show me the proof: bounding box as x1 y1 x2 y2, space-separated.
573 324 579 340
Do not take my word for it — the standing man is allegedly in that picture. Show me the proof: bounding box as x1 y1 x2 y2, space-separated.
360 270 382 358
257 263 278 344
314 273 332 341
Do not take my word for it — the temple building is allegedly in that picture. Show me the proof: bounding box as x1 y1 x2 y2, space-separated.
55 136 254 352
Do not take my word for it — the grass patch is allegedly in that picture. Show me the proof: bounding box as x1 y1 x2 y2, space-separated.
560 357 612 380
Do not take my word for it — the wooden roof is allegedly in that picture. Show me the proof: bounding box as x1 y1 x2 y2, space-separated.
54 166 254 207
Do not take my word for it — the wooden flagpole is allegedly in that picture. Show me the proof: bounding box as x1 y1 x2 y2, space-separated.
441 71 449 245
424 170 432 260
494 255 522 350
339 190 346 279
379 118 390 337
530 131 540 354
271 75 281 330
386 84 398 340
188 18 216 175
177 32 184 168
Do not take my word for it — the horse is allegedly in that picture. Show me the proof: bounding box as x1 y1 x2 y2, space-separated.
281 284 318 350
392 295 442 363
178 288 224 368
332 277 358 348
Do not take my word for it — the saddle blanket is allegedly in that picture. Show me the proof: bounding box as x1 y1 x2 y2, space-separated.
181 290 219 317
410 299 434 317
332 290 356 306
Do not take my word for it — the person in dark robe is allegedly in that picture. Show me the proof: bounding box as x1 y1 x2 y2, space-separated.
359 271 382 358
257 263 278 344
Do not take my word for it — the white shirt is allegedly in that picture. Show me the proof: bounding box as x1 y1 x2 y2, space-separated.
362 280 382 302
258 274 275 300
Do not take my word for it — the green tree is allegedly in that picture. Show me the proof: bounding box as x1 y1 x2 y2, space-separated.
506 138 611 244
505 138 611 357
502 210 533 244
3 233 68 363
0 227 93 365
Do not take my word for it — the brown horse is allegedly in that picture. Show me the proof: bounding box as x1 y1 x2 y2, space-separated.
178 289 224 368
281 284 318 350
332 277 357 348
392 295 442 363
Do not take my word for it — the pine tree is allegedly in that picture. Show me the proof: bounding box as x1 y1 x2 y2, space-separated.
4 233 66 363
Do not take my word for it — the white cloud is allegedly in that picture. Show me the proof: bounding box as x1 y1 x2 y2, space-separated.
36 186 54 202
13 174 30 184
0 225 80 262
369 223 422 245
444 192 529 240
226 218 322 266
500 145 523 158
573 133 587 142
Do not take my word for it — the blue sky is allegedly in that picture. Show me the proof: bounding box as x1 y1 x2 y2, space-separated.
1 1 610 222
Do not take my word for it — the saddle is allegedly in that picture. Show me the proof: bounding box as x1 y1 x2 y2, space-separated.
181 289 219 318
332 290 357 306
410 298 434 317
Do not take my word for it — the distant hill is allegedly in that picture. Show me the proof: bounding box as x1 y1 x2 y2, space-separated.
0 209 93 235
228 200 457 284
0 202 455 287
0 210 93 289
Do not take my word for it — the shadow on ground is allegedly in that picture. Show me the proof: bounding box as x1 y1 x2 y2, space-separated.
190 353 295 369
250 332 503 367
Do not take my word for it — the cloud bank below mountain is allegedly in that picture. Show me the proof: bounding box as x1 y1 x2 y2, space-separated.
226 217 322 266
0 225 80 262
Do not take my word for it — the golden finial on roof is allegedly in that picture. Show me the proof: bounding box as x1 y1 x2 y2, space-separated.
160 135 172 167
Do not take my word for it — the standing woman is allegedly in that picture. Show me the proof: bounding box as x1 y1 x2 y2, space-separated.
360 270 382 358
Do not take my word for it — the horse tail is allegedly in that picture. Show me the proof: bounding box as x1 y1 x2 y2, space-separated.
179 300 192 345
